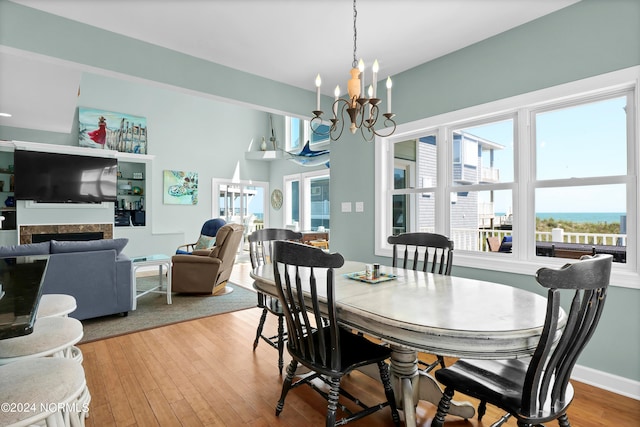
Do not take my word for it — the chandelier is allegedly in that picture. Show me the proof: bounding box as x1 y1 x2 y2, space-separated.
310 0 396 142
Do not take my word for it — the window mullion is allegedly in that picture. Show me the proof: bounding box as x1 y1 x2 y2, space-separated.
519 107 534 259
437 127 450 235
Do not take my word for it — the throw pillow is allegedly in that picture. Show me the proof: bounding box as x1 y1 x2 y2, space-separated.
194 234 216 250
50 238 129 255
0 241 50 257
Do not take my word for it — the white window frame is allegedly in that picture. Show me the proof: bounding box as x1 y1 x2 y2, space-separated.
283 169 330 231
375 66 640 289
211 178 269 226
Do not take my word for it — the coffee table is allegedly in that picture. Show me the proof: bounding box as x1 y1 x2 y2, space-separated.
131 254 172 310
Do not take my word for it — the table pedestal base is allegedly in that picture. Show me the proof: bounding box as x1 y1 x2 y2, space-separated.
388 345 475 427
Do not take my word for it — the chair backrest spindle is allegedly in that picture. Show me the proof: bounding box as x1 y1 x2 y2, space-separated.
388 232 454 275
249 228 303 269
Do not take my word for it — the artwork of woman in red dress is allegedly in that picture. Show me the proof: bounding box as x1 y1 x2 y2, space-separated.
87 116 107 148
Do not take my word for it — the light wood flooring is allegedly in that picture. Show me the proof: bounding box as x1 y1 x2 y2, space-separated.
77 261 639 426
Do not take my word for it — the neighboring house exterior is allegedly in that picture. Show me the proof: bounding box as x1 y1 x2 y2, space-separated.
394 133 504 251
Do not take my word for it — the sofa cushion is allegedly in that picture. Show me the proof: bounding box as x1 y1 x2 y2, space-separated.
0 241 50 257
50 238 129 255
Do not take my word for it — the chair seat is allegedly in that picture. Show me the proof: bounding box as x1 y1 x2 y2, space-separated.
36 293 77 318
436 359 574 423
264 294 284 315
0 316 84 364
292 326 392 376
0 358 87 426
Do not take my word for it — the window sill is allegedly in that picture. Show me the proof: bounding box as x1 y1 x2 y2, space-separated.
375 247 639 290
455 252 639 290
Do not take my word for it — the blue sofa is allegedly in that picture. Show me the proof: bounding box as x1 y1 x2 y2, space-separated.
0 239 133 320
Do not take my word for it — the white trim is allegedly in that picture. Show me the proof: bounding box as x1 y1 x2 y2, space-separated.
572 364 640 400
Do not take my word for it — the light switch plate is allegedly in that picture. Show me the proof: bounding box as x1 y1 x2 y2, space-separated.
341 202 352 212
355 201 364 212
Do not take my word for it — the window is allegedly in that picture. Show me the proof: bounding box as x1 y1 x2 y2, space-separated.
375 67 639 287
286 117 306 151
286 116 330 151
284 170 330 231
213 179 268 234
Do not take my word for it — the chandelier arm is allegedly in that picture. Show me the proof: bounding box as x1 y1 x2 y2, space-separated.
359 125 376 143
329 98 349 141
310 113 330 137
371 117 397 138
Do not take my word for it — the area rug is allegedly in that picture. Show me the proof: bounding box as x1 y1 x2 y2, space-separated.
79 275 257 343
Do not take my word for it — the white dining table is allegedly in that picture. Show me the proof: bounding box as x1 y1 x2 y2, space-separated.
251 260 562 427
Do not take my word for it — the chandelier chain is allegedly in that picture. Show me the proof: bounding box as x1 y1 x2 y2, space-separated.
352 0 358 69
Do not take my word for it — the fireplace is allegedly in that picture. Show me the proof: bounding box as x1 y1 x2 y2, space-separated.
32 232 104 243
19 224 113 245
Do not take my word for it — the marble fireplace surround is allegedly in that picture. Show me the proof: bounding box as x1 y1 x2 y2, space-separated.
19 224 113 245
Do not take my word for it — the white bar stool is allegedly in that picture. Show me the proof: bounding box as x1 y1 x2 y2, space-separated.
0 358 90 427
37 294 77 318
0 316 84 365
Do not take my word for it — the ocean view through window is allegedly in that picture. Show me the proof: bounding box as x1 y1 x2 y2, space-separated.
375 67 638 287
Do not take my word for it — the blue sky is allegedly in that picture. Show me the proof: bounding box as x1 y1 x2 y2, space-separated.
463 95 627 214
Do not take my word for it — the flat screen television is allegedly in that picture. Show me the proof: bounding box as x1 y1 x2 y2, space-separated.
14 150 118 203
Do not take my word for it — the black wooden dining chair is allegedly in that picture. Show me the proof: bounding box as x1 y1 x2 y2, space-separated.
432 254 612 427
387 232 454 372
272 241 400 427
249 228 303 375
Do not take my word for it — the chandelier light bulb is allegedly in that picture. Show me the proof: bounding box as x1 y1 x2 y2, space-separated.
358 59 365 98
315 74 322 111
386 76 393 114
372 60 379 98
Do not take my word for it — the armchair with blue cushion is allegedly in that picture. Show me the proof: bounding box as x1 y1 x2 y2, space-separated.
176 218 226 254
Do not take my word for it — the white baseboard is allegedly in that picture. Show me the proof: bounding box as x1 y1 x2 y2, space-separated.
572 364 640 400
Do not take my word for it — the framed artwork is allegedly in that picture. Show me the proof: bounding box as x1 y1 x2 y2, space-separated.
163 170 198 205
79 107 147 154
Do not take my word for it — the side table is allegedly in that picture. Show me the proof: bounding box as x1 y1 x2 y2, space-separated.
131 254 172 310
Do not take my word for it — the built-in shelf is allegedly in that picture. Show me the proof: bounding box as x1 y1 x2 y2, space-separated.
244 151 284 161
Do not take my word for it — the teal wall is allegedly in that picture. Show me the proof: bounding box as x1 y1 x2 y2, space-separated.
328 0 640 384
1 0 638 383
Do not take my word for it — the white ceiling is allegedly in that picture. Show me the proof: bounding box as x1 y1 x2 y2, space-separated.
1 0 581 133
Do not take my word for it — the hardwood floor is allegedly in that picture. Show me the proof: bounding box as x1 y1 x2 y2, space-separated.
78 261 639 426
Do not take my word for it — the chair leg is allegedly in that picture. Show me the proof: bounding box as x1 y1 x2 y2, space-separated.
432 386 454 427
253 308 268 350
378 360 401 427
557 413 571 427
419 354 446 373
490 413 512 427
326 376 341 427
478 400 487 421
276 359 297 416
277 315 285 375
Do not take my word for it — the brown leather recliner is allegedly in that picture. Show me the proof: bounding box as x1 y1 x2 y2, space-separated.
171 223 244 294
